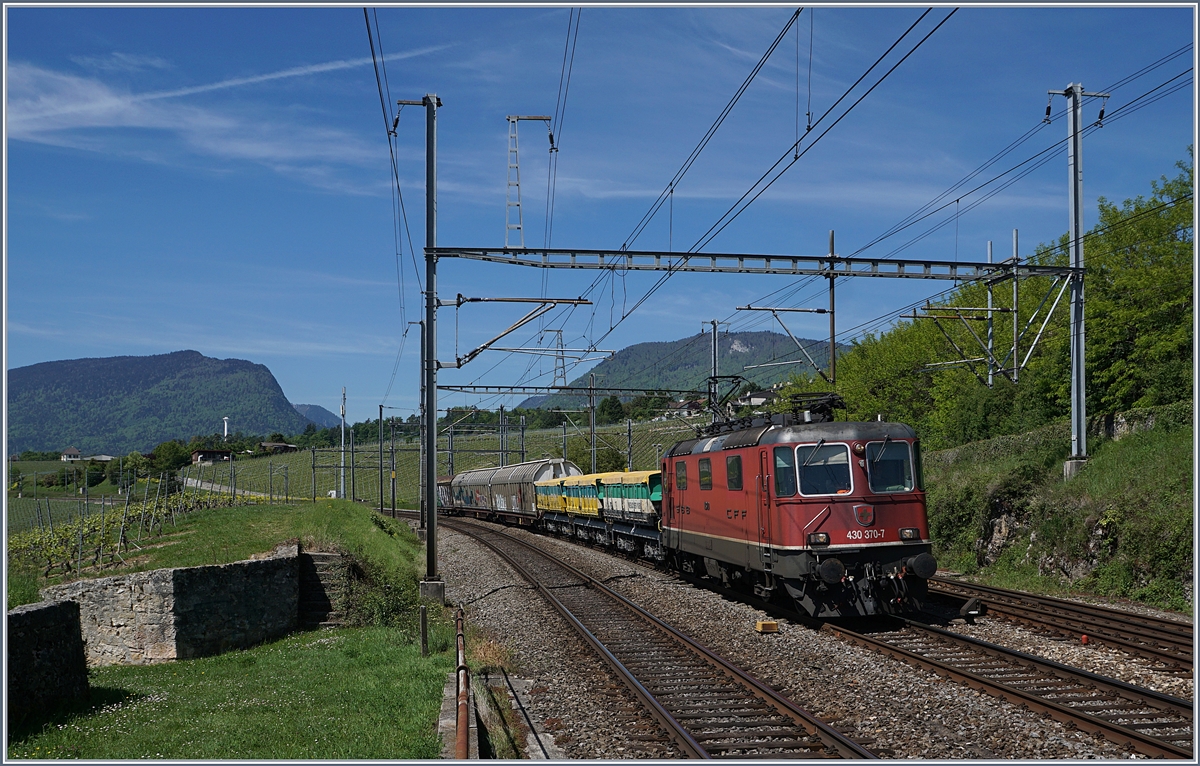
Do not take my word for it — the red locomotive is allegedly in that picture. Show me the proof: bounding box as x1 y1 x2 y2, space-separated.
660 394 936 617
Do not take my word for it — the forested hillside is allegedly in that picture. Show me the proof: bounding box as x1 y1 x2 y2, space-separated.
7 350 314 454
524 331 847 409
776 154 1193 449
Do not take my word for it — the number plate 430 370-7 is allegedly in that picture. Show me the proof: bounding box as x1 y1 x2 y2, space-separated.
846 528 886 541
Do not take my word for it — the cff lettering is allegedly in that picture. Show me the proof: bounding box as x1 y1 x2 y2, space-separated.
725 509 747 519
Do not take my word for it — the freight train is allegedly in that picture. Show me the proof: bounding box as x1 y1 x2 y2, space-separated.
439 395 936 617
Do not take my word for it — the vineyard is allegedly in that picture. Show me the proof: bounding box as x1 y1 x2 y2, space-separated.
8 481 266 578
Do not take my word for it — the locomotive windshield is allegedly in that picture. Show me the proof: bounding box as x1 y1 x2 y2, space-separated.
866 440 915 493
798 444 852 496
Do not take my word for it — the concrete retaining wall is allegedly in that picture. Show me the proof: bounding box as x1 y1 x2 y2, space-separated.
7 600 90 723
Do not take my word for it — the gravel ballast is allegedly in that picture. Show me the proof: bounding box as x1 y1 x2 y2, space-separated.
436 520 1180 759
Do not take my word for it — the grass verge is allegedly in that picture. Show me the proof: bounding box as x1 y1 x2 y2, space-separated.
7 626 454 759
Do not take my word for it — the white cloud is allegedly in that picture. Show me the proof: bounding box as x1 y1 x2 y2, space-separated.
70 51 172 73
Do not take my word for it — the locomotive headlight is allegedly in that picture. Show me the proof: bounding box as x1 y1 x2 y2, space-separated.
899 527 920 541
807 532 830 546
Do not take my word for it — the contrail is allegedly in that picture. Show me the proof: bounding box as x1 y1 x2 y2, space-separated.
16 44 451 121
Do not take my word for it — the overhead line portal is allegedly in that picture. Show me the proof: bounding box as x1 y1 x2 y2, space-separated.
429 246 1077 281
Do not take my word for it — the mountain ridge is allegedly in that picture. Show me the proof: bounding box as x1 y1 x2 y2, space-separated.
520 330 845 409
7 350 315 454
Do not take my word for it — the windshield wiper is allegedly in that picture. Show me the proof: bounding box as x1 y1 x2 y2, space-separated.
871 434 892 469
801 439 826 468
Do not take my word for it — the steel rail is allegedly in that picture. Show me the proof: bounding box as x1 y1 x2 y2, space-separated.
828 619 1193 759
930 577 1193 671
446 518 875 759
453 521 707 758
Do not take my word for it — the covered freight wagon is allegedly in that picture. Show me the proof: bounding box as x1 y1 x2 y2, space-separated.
448 458 581 523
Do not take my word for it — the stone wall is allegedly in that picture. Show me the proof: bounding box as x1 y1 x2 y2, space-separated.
41 544 299 666
7 600 89 723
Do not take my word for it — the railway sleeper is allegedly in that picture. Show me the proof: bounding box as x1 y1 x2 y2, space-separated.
677 717 790 728
701 740 829 753
669 701 766 713
694 730 823 743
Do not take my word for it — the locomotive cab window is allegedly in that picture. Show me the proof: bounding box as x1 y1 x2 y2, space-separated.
773 447 797 497
698 458 712 490
726 455 743 491
675 461 687 491
866 440 914 493
798 443 852 496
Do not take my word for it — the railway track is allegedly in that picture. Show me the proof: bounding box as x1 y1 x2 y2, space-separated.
929 576 1193 672
443 518 877 759
831 618 1193 759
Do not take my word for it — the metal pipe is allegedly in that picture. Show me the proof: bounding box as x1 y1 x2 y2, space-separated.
340 387 346 499
1012 229 1019 384
1066 84 1087 459
589 373 596 473
379 404 384 511
455 608 470 759
828 230 836 385
987 241 994 387
423 93 440 583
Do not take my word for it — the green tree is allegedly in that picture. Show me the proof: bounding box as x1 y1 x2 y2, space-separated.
596 395 625 425
628 393 672 421
84 461 105 488
1084 155 1193 411
151 440 191 472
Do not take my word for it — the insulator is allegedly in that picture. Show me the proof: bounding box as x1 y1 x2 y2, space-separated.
1044 103 1052 122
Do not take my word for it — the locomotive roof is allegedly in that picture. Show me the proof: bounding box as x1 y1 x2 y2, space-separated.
666 420 916 457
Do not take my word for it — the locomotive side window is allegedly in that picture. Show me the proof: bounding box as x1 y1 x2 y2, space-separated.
675 461 688 491
698 458 713 490
798 444 852 496
726 455 743 491
773 447 797 497
866 440 914 493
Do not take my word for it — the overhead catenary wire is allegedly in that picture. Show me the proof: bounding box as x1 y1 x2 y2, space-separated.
516 7 809 369
545 8 581 251
575 8 950 359
850 66 1193 259
527 7 952 391
690 8 953 254
365 8 423 406
725 58 1194 339
620 7 805 252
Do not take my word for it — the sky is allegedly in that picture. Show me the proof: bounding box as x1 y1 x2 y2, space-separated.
4 4 1195 429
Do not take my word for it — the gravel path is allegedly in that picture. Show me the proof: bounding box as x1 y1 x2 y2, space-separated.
436 520 1163 759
